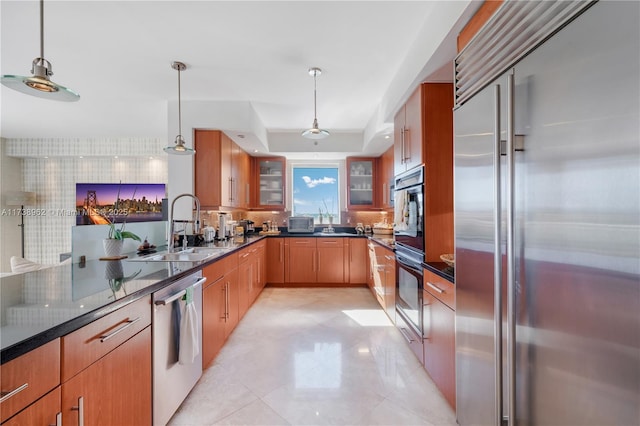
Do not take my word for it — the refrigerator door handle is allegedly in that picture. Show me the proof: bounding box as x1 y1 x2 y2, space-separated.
506 70 517 426
493 83 504 426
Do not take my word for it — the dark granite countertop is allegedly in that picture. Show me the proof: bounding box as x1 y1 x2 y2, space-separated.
0 235 265 364
423 261 455 283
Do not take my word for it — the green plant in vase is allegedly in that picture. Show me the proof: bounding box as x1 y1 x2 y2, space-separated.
103 184 141 257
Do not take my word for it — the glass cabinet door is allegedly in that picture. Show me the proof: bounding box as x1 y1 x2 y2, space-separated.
257 158 285 209
347 158 375 209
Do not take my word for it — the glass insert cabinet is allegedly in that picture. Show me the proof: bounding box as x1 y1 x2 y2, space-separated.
346 157 376 210
254 157 286 210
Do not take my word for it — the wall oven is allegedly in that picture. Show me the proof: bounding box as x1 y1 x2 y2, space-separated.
393 165 424 256
395 244 424 363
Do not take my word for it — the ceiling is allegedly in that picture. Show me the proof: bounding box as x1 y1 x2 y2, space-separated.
0 1 478 158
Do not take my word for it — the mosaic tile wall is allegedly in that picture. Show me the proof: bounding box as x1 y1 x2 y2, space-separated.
5 138 168 264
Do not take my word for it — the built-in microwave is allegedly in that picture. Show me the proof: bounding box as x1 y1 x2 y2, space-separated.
287 216 315 233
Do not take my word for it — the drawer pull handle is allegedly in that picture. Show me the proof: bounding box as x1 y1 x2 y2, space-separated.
100 317 141 342
49 412 62 426
398 327 415 343
0 382 28 403
426 282 445 294
71 396 84 426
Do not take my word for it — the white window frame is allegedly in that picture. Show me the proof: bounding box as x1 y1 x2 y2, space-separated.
287 160 345 225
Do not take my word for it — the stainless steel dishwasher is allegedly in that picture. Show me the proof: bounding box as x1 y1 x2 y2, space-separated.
152 271 206 426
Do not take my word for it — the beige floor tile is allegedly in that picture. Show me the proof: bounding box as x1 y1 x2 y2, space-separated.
168 287 456 426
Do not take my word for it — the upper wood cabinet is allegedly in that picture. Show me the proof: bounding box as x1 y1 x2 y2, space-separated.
346 157 376 210
252 157 286 210
457 0 504 52
194 129 250 209
423 83 454 262
377 146 394 210
394 86 423 175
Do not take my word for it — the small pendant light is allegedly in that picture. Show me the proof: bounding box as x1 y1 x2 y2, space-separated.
1 0 80 101
301 67 330 140
164 61 195 155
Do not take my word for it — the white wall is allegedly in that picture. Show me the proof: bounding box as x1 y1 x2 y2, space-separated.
4 138 168 265
0 138 25 272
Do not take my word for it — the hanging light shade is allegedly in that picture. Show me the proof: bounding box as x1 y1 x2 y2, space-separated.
164 61 195 155
301 67 330 140
1 0 80 101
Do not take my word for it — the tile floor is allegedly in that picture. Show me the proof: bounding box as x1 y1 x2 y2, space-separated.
169 287 457 426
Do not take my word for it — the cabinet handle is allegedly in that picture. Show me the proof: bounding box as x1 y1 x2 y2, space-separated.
279 241 283 263
383 182 387 205
404 127 411 162
225 282 230 320
99 317 141 342
400 127 405 164
398 327 415 343
426 281 444 294
71 396 84 426
49 412 62 426
385 255 394 261
0 382 28 403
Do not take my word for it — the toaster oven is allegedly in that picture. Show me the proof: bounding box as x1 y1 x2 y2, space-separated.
287 216 315 233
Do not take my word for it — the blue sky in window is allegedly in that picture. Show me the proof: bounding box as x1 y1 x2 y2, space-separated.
292 167 339 218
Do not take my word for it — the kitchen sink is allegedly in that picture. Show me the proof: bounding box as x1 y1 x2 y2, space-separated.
128 248 228 262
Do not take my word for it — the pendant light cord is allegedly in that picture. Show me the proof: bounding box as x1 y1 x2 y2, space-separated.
313 71 318 121
38 0 45 66
177 65 182 138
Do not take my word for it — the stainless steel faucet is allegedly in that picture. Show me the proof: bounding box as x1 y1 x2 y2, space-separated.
168 193 201 250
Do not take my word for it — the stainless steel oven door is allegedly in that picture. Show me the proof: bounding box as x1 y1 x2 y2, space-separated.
395 247 423 338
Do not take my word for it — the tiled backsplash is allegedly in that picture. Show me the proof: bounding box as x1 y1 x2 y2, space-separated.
4 138 168 265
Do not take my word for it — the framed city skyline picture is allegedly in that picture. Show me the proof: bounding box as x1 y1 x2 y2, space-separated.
75 183 166 225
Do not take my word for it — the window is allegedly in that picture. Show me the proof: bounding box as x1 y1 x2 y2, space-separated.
292 165 340 224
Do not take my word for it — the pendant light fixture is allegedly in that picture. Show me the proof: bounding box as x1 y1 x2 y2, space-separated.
301 67 330 140
1 0 80 101
164 61 195 155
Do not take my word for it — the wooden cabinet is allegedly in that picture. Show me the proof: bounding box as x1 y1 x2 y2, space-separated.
346 238 367 284
393 83 454 262
194 129 250 209
3 387 60 426
378 146 395 210
346 157 376 210
0 339 60 423
202 256 237 368
285 238 347 285
316 238 345 283
233 142 251 208
368 241 396 323
60 296 152 426
457 0 504 52
286 238 316 283
423 268 456 410
237 241 266 317
266 237 285 284
61 327 152 426
394 86 423 175
253 157 286 210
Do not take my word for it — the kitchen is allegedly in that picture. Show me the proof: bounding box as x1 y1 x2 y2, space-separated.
1 1 639 426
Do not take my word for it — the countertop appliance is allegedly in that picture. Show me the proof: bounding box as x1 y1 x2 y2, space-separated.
393 165 424 257
152 272 206 425
454 2 639 425
287 216 314 233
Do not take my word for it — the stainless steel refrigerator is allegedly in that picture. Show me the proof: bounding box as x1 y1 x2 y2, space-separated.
453 1 639 425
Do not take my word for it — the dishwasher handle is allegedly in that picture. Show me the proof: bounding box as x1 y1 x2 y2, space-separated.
154 277 207 306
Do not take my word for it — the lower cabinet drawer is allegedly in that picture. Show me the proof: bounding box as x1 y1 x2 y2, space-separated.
0 339 60 423
423 269 455 310
61 295 151 382
395 312 424 365
2 387 60 426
